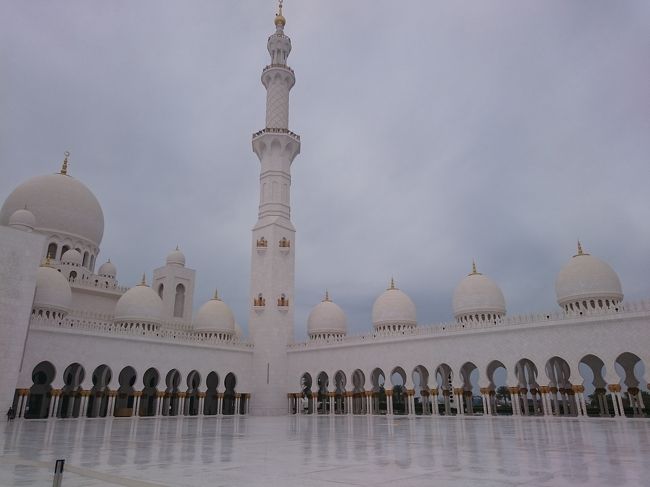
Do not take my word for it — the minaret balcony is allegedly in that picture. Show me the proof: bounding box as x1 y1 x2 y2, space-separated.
263 64 294 75
252 127 300 143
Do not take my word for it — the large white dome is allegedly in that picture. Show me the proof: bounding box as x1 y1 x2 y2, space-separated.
372 279 417 330
0 170 104 247
166 247 186 267
114 276 163 324
33 264 72 313
308 293 347 337
453 264 506 321
193 292 235 334
555 244 623 309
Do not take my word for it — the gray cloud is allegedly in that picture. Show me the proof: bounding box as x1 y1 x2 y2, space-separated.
1 0 648 340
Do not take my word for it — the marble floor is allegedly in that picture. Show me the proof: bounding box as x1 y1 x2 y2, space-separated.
0 415 648 486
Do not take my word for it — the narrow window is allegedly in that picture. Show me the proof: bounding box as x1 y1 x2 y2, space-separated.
174 284 185 317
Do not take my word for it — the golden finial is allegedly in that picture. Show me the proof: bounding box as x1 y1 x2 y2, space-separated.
469 260 481 276
139 273 147 286
60 151 70 175
42 256 52 267
107 258 111 263
574 240 588 257
175 245 179 251
214 289 220 300
323 289 330 302
388 277 397 290
275 0 286 27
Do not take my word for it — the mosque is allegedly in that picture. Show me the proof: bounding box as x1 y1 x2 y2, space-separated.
0 4 647 422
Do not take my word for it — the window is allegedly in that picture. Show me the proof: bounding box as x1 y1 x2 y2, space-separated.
47 243 58 259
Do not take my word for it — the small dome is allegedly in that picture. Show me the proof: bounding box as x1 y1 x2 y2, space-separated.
194 291 235 334
8 208 35 231
114 275 163 324
371 279 417 330
166 247 185 267
61 248 83 266
33 264 72 313
0 162 104 247
453 263 506 320
555 243 623 309
98 259 117 279
308 292 348 337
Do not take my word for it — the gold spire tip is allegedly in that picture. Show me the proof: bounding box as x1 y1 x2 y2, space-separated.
60 151 70 175
275 0 286 27
324 289 330 302
388 277 397 290
577 240 583 255
469 260 481 275
140 273 147 286
214 289 220 300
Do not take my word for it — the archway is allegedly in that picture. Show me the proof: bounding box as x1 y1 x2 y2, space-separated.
59 363 85 418
185 370 201 416
140 367 159 417
223 373 237 415
115 366 137 417
390 367 407 415
435 363 454 415
615 352 648 417
486 360 509 415
370 368 387 415
334 371 346 414
545 356 575 416
579 354 611 417
163 369 181 416
87 364 111 418
25 361 55 419
412 365 430 415
459 362 478 415
351 369 366 414
514 358 542 416
316 372 329 414
204 372 219 415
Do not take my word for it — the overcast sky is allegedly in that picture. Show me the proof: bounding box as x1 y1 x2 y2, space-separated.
1 1 648 340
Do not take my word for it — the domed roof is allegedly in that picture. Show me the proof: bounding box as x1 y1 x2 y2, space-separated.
308 292 348 336
97 259 117 278
372 279 417 329
0 157 104 246
555 243 623 307
114 275 163 324
193 291 235 334
453 262 506 318
61 248 83 266
8 208 35 231
33 263 72 313
166 246 185 267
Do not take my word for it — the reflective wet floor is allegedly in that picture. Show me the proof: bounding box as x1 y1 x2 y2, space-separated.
0 415 648 486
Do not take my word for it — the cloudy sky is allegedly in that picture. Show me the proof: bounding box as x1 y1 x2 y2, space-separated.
1 1 648 340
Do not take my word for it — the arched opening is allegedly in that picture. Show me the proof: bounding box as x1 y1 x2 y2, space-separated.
435 363 454 415
370 368 387 415
334 371 346 414
163 369 181 416
615 352 648 417
87 364 111 418
459 362 479 415
412 365 430 415
390 367 408 415
61 245 70 256
47 243 58 260
185 370 201 416
82 251 89 268
223 373 237 415
173 284 185 318
486 360 510 415
299 373 313 414
514 359 542 416
204 372 219 415
140 368 159 417
316 372 329 414
25 361 55 419
545 356 575 416
89 254 95 271
579 354 611 417
68 270 77 281
158 283 164 299
115 366 137 417
351 369 366 414
59 363 85 418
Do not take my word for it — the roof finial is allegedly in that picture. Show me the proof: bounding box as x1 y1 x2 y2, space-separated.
140 273 147 286
275 0 286 27
43 256 51 267
469 260 481 275
577 240 583 255
323 289 330 302
175 245 179 251
388 277 397 290
60 151 70 175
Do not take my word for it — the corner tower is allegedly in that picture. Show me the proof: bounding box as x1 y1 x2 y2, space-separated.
249 1 300 415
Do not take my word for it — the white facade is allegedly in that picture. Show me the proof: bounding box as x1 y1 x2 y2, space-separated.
0 6 647 422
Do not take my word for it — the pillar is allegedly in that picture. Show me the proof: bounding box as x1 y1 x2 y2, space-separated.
430 389 438 416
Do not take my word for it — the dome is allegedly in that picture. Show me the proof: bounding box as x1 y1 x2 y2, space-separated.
371 279 417 330
555 243 623 309
97 259 117 279
114 275 163 324
453 263 506 320
0 163 104 247
308 292 347 337
193 291 235 334
61 249 83 266
166 247 185 267
33 264 72 313
8 208 35 231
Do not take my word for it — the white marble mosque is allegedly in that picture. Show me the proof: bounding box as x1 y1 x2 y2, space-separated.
0 3 648 430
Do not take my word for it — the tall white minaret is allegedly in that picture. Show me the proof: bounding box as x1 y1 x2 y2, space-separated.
249 1 300 416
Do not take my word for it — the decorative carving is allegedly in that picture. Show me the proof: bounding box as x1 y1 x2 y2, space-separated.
254 293 266 307
277 293 289 307
256 237 268 248
279 237 290 248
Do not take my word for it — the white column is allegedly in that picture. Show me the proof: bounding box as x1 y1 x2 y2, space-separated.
235 396 240 415
18 394 26 418
217 396 223 415
80 394 88 418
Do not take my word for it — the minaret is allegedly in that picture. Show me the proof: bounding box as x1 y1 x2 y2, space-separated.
249 1 301 416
